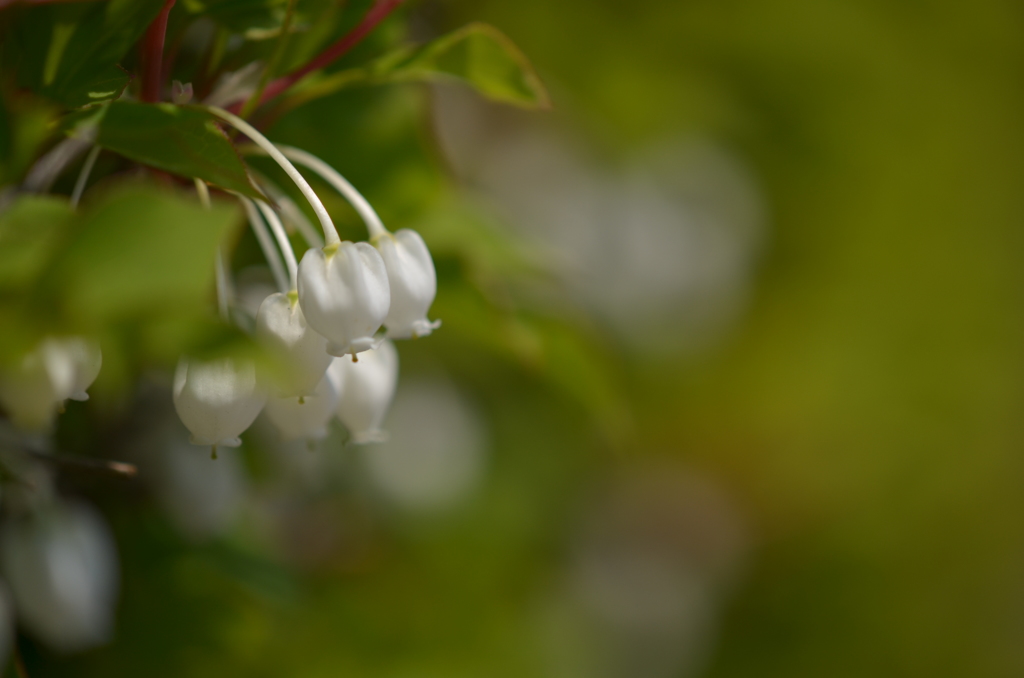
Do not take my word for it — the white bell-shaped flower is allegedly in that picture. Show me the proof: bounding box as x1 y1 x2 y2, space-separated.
335 340 398 444
173 356 266 449
255 292 332 398
55 337 103 402
0 337 102 430
0 500 119 652
375 229 441 339
264 364 343 441
296 242 390 358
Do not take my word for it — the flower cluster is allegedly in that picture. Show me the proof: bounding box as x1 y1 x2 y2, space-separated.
0 337 102 432
171 110 439 454
0 122 437 660
0 114 437 454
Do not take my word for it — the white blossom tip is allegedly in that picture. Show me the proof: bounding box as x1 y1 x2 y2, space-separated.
390 318 442 340
189 434 242 448
327 334 385 358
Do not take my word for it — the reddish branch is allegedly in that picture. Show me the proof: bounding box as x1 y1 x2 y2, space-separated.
139 0 177 102
227 0 406 113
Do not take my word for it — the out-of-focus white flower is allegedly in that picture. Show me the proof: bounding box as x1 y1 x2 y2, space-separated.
235 267 279 322
374 230 441 339
297 242 390 358
362 379 486 511
335 340 398 444
256 292 332 398
56 338 102 402
264 365 342 441
173 356 266 449
0 500 119 652
432 85 765 354
155 440 246 541
203 61 261 108
0 337 101 430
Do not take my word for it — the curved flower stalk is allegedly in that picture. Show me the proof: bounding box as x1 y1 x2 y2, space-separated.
249 170 324 248
0 337 102 431
173 356 266 451
274 145 440 339
206 107 340 247
209 109 394 358
264 365 342 441
334 340 398 444
70 146 101 208
239 196 290 294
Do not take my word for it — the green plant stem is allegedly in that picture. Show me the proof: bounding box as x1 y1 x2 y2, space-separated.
228 0 406 113
240 0 299 119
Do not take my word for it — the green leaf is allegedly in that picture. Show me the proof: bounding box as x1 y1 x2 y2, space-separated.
0 196 75 293
0 88 59 186
382 23 550 108
281 22 550 114
89 101 262 198
46 183 241 325
181 0 289 35
4 0 165 107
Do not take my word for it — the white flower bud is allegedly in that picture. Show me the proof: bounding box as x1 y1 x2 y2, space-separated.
375 229 441 339
334 340 398 444
0 501 119 652
173 357 266 448
296 242 390 357
264 365 342 441
0 337 102 431
255 292 331 398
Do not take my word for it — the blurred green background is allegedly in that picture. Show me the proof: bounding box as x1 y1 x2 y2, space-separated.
6 0 1024 676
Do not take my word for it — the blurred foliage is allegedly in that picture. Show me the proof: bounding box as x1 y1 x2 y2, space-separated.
277 22 550 116
1 0 1021 676
2 0 164 107
82 102 262 198
434 0 1024 676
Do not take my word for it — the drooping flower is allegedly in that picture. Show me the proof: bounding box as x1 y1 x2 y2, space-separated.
267 144 441 341
375 229 441 339
264 364 343 441
173 356 266 449
335 340 398 444
56 338 103 402
0 500 119 652
255 292 332 398
0 337 102 431
296 242 390 358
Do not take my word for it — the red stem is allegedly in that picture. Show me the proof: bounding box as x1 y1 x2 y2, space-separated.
139 0 177 103
227 0 406 113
